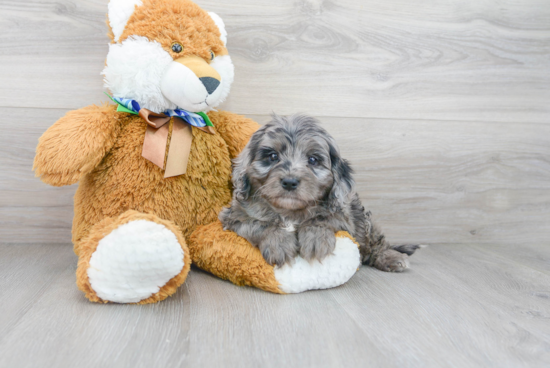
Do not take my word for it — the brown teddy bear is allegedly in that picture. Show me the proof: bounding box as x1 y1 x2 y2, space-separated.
34 0 259 304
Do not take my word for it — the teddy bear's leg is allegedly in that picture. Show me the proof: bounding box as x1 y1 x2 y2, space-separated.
189 222 361 294
75 210 190 304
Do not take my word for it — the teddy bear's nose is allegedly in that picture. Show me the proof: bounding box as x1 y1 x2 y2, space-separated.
199 77 220 95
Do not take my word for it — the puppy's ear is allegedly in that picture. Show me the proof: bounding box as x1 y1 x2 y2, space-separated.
232 147 251 201
327 142 354 212
232 129 264 201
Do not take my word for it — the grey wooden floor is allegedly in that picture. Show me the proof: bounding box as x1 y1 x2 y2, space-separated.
1 0 550 367
0 243 549 368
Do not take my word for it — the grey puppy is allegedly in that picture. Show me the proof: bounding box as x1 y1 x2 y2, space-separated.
219 114 420 271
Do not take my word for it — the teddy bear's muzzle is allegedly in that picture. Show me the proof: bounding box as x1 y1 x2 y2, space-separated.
175 55 221 94
160 55 225 112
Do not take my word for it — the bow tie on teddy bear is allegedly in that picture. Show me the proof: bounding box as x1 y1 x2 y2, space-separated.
108 94 216 178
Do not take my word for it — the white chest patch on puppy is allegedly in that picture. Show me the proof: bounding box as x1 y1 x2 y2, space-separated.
274 236 361 293
282 222 296 233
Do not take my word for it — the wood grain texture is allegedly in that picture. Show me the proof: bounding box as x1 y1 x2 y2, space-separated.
0 244 74 337
1 243 549 367
3 105 548 244
0 245 191 368
0 107 75 243
1 0 549 122
327 244 550 367
0 0 549 244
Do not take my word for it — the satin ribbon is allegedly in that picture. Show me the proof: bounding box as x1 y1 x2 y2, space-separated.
106 94 215 178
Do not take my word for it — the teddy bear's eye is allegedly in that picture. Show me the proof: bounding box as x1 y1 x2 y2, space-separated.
210 51 215 61
171 42 183 53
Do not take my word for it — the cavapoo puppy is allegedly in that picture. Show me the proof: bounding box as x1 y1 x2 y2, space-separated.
219 114 420 271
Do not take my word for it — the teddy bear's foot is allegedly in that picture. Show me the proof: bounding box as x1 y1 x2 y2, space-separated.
76 211 190 304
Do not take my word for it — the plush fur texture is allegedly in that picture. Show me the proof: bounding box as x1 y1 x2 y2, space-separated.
189 221 360 294
274 232 360 293
189 222 361 294
63 107 258 256
33 104 123 186
76 210 191 304
88 219 185 303
103 36 234 113
207 12 227 46
158 54 233 112
103 0 233 113
103 36 177 112
115 0 224 58
108 0 143 42
203 54 234 110
188 221 283 294
219 115 420 271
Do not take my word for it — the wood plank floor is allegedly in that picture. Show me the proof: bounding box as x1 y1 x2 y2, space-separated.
0 243 548 368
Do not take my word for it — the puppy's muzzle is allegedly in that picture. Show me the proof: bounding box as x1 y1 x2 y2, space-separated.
281 177 300 191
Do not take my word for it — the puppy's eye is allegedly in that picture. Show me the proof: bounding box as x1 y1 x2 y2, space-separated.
171 42 183 53
308 156 318 166
210 50 215 60
270 153 279 162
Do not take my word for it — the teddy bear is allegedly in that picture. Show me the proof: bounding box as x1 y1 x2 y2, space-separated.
34 0 260 304
34 0 362 303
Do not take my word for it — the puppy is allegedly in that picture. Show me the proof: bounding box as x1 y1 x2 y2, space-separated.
219 114 420 271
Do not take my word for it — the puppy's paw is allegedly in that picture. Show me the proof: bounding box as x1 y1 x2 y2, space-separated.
374 249 410 272
298 226 336 262
259 229 298 267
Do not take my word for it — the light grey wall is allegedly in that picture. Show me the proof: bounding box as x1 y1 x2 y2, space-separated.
1 0 549 244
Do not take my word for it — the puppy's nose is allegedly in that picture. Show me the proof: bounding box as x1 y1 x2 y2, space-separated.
281 177 300 191
199 77 220 95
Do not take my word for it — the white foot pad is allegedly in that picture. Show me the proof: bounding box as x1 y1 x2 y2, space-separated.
274 236 361 294
88 220 184 303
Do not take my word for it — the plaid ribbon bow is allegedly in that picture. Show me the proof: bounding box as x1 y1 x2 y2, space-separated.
106 94 215 178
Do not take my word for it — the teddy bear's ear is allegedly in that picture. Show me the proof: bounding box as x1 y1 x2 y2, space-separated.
108 0 143 43
208 12 227 46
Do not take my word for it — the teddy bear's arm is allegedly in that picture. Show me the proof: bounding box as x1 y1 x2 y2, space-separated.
208 111 260 159
33 104 122 187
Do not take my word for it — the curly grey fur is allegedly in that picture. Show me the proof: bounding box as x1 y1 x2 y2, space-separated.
219 114 419 270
